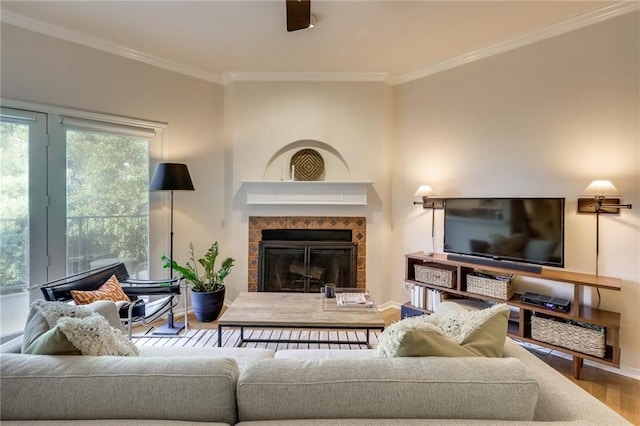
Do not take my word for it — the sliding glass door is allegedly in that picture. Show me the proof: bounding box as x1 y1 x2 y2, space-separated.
0 106 161 337
0 108 47 335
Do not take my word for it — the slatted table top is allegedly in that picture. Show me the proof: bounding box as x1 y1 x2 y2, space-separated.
217 292 385 328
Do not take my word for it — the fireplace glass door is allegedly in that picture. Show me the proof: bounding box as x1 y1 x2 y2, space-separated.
259 241 356 293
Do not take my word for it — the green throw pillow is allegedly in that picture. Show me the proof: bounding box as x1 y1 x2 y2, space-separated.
21 301 92 354
23 325 81 355
21 300 125 355
20 304 55 353
393 328 474 357
459 308 510 357
378 304 510 358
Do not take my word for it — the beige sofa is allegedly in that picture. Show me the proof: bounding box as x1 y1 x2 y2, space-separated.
0 334 631 425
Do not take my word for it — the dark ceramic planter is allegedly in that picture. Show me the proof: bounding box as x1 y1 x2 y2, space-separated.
190 286 225 322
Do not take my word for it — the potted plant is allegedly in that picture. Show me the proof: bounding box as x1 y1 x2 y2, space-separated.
161 242 234 322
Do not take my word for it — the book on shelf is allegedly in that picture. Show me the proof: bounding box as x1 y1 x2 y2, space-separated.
411 285 424 309
410 284 449 311
336 292 375 308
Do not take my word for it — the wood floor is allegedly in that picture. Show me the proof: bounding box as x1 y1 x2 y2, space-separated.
529 347 639 425
138 309 639 425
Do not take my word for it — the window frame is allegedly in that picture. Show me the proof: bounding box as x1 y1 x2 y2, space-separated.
0 99 167 337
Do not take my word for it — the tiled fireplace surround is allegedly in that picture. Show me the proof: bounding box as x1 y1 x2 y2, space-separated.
247 216 366 292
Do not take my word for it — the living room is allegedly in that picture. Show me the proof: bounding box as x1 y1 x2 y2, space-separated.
0 0 638 418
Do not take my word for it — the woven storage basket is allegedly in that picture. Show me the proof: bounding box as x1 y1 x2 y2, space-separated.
414 263 455 288
531 314 605 358
466 274 513 300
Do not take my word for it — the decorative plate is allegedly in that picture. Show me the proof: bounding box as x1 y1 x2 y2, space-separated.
290 149 324 181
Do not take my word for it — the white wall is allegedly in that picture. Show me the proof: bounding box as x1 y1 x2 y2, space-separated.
0 24 225 280
223 81 394 302
393 12 640 376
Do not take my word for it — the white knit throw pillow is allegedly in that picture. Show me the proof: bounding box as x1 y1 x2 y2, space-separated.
34 299 93 327
56 313 139 356
377 303 509 357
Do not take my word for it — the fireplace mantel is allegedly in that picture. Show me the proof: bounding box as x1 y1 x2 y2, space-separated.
240 181 373 205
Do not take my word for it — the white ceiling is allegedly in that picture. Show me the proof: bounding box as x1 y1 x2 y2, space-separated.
1 1 635 84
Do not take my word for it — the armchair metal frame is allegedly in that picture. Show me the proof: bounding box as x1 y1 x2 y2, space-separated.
38 262 185 338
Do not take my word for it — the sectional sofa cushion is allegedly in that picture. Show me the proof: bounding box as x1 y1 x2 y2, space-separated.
139 346 275 369
275 349 377 359
0 353 240 424
236 357 539 422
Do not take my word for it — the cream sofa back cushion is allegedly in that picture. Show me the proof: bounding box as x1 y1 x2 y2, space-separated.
237 357 539 422
0 353 239 424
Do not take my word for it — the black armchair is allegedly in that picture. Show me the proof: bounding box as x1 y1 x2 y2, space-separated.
39 262 183 338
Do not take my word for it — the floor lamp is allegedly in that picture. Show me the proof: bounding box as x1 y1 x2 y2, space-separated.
150 162 195 335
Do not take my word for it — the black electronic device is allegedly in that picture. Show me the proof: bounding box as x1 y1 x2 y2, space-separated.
521 292 571 313
443 198 565 268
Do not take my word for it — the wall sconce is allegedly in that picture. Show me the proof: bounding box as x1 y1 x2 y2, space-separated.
413 185 444 209
577 180 632 276
577 180 633 214
413 185 444 254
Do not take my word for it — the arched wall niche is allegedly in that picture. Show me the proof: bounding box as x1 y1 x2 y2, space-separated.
263 139 352 181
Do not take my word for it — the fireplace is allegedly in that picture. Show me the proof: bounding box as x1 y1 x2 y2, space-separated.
258 229 357 292
248 216 366 292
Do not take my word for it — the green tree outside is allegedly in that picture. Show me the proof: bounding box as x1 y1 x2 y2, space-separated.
0 122 29 293
66 129 149 274
0 124 150 294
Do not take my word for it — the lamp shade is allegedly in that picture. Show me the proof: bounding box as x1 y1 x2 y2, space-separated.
414 185 435 197
583 180 620 197
149 163 195 191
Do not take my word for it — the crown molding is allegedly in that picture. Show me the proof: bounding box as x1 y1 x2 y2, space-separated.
2 2 637 87
393 1 640 85
0 11 224 85
223 72 393 85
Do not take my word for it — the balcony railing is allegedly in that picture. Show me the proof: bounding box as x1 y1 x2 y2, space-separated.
0 214 148 294
0 218 27 295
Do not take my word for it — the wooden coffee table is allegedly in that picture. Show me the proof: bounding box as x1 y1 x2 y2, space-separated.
217 292 385 348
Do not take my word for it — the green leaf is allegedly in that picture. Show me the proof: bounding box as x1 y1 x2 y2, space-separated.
161 241 234 292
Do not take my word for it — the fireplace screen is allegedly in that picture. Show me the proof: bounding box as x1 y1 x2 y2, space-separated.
258 237 357 293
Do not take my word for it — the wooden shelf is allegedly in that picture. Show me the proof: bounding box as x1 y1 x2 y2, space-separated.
424 252 621 291
404 251 623 379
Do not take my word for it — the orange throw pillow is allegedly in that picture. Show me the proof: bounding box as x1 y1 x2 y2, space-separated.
71 275 131 305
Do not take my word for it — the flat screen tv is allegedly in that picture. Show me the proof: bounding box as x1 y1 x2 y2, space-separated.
443 198 565 268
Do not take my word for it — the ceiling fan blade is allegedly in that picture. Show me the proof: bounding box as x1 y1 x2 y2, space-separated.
286 0 311 32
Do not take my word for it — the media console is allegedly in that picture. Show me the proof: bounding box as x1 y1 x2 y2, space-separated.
404 252 622 379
